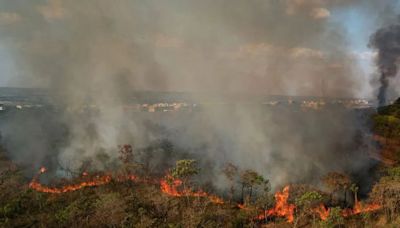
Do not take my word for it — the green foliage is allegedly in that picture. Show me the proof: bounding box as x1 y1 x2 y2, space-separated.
373 115 400 138
241 170 265 187
388 166 400 178
295 191 323 208
319 207 344 228
0 149 396 227
171 159 199 180
374 100 400 138
350 184 359 193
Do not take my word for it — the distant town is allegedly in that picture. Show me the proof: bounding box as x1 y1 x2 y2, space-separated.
0 87 382 113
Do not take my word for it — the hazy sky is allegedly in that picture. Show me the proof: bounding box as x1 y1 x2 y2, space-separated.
0 0 398 98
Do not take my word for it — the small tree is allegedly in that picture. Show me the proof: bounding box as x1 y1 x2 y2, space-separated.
295 191 323 227
319 207 344 228
255 179 272 224
171 159 199 190
240 170 265 204
349 184 359 204
322 172 351 206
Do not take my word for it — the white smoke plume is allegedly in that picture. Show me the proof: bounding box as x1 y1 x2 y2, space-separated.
0 0 397 189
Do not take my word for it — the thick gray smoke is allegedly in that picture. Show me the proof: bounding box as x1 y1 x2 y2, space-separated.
370 18 400 106
0 0 396 189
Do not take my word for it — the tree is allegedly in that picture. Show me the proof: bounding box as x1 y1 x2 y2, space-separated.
319 207 344 228
295 191 323 227
322 172 351 207
369 166 400 221
171 159 199 190
223 163 238 201
255 179 272 224
350 184 359 204
240 170 265 204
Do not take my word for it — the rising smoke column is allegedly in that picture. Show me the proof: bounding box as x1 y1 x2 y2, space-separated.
0 0 393 189
369 18 400 106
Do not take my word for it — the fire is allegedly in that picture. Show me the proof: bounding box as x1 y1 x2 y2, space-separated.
259 186 295 223
29 167 380 223
29 167 137 194
238 204 249 210
29 168 223 204
209 195 225 204
314 204 330 221
160 175 224 204
342 200 381 217
39 166 47 174
29 175 112 194
313 200 381 221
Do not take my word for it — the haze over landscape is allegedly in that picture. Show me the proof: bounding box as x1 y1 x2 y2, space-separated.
1 1 400 227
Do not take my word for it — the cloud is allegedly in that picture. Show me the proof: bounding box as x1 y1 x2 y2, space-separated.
0 12 21 25
311 7 330 19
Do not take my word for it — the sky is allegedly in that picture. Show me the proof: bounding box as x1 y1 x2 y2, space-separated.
0 0 398 99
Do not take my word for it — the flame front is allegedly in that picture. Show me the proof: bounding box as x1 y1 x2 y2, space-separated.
259 186 296 223
29 168 224 204
29 175 112 194
29 167 136 194
342 199 381 217
313 200 381 221
160 175 224 204
29 168 381 223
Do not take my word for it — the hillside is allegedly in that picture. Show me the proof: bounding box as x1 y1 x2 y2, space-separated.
2 104 400 227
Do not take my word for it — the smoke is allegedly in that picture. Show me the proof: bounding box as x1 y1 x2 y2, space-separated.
369 18 400 106
0 0 396 189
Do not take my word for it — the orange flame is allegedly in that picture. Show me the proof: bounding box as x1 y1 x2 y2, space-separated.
342 199 381 217
314 200 381 221
314 204 330 221
29 167 138 194
160 175 224 204
258 186 295 223
237 204 249 210
29 167 380 223
29 175 112 194
39 167 47 174
29 168 223 204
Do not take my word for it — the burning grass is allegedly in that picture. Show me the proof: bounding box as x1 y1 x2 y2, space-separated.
28 166 381 225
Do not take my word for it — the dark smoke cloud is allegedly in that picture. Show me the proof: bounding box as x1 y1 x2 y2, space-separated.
370 18 400 106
